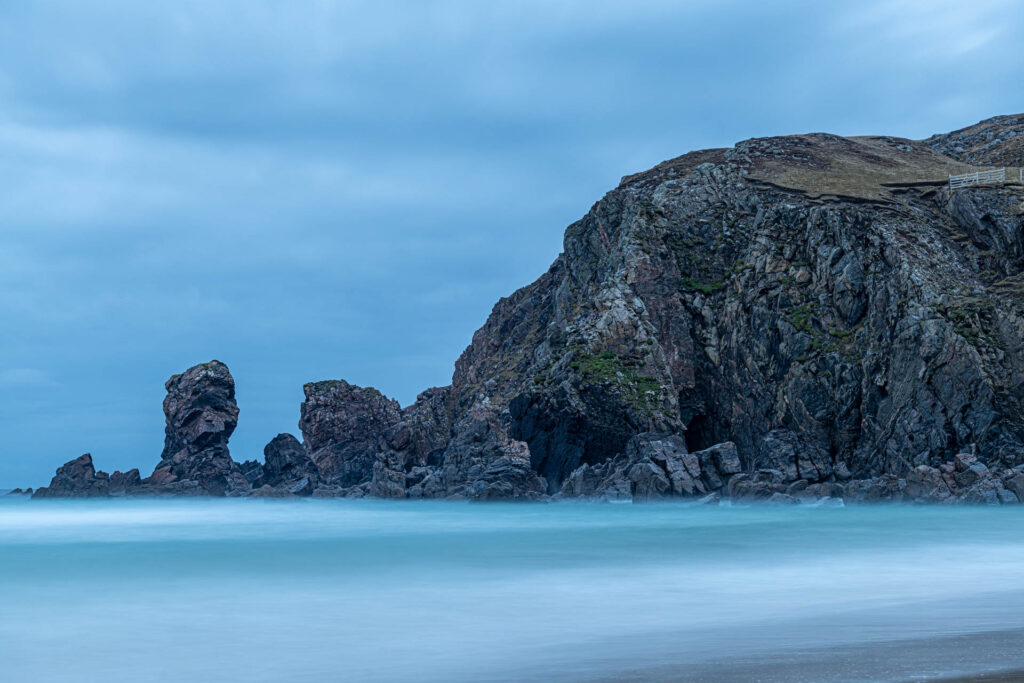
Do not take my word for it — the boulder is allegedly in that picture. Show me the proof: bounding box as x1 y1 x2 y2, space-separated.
694 441 740 491
1003 472 1024 501
555 463 606 498
287 476 315 497
627 433 705 498
902 465 953 503
249 484 296 498
256 433 317 492
628 460 672 501
843 475 905 503
727 469 787 501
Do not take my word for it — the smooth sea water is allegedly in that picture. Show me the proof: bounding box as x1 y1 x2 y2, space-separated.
3 497 1024 682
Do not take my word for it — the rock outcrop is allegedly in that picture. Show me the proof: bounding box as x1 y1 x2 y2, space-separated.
32 454 109 498
925 114 1024 167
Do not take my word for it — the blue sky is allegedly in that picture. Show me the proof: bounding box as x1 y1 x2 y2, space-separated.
3 0 1022 486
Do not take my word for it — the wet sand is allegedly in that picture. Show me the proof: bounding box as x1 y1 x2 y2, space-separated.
597 628 1024 682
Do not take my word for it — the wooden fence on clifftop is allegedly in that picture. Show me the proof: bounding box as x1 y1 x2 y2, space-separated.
949 167 1024 189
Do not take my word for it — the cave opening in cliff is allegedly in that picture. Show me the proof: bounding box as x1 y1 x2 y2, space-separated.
684 414 716 452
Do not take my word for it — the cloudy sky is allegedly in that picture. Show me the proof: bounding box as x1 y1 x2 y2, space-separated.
2 0 1022 485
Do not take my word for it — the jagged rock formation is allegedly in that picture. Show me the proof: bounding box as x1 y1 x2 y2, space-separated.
299 381 402 486
34 361 250 498
148 361 250 496
30 114 1024 504
253 433 317 495
32 453 143 499
33 454 110 498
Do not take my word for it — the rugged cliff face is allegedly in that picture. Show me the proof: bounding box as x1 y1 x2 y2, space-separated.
490 133 1023 484
32 114 1024 504
297 114 1024 503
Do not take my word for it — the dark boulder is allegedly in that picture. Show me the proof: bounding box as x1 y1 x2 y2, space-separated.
256 433 317 491
843 475 906 503
368 461 407 499
727 469 787 502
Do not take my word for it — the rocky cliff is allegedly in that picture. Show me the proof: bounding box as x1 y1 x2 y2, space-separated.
296 113 1024 504
32 114 1024 504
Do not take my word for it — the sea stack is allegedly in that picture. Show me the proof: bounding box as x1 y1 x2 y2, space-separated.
149 360 249 496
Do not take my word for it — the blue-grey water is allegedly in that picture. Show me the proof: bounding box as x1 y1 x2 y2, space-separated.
3 497 1024 682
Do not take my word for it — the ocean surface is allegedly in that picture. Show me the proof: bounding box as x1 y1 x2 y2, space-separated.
3 497 1024 682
